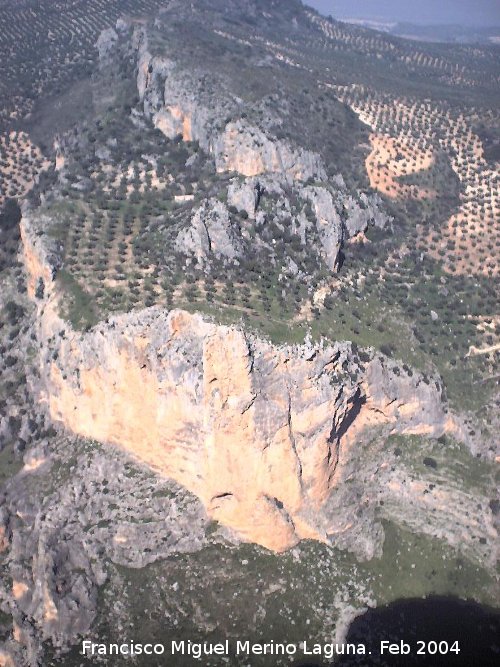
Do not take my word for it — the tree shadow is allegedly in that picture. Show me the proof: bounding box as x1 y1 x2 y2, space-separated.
293 596 500 667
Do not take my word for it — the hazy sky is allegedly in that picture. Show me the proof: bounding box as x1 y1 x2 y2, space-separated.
307 1 500 27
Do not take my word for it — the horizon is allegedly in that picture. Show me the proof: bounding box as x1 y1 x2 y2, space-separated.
306 0 500 28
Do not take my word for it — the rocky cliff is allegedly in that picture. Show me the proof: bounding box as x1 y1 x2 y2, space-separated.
136 32 326 184
129 24 391 273
20 212 458 554
4 209 494 667
2 2 499 664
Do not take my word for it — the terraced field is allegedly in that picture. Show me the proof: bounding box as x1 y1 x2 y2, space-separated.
0 0 165 131
0 0 167 218
334 85 499 278
0 131 49 207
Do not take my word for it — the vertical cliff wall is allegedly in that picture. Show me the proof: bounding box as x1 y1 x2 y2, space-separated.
20 213 456 552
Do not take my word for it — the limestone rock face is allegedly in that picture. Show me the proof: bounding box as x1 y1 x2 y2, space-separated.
138 48 327 183
154 97 213 149
20 213 456 554
301 186 344 270
155 105 194 142
96 28 118 63
19 214 61 299
364 358 454 436
213 121 327 181
39 307 353 551
225 175 346 269
134 35 390 274
143 57 173 118
343 192 390 238
175 199 243 263
136 43 152 103
227 174 288 219
137 36 219 149
227 178 259 219
0 427 210 658
32 308 452 552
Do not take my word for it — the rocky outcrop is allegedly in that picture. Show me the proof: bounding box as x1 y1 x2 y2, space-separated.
363 359 454 435
19 213 62 299
137 38 327 183
136 28 222 148
132 29 390 274
12 196 493 663
176 199 243 263
17 203 461 555
342 192 390 238
178 176 347 270
213 121 326 181
19 211 456 553
228 177 263 219
55 316 460 554
301 186 344 270
96 28 118 63
225 175 385 271
39 306 453 553
0 434 210 658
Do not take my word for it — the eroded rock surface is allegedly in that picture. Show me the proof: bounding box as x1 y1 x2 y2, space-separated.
176 199 243 263
0 435 210 662
301 186 344 270
96 27 118 63
137 29 326 184
129 25 391 273
42 312 455 553
343 192 390 238
213 120 326 181
20 211 458 553
4 174 491 667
